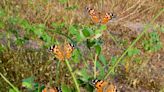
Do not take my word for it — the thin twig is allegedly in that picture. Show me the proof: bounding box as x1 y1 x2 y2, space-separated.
65 60 80 92
121 0 141 15
116 0 146 22
0 73 20 92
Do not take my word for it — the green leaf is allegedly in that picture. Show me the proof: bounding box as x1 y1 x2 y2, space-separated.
65 5 78 10
92 33 102 39
76 69 90 82
22 76 35 89
0 44 5 53
127 48 140 57
8 16 20 25
58 0 68 4
0 9 6 17
96 61 105 79
82 28 90 37
72 49 80 63
79 30 85 40
161 26 164 33
61 84 72 92
9 88 19 92
69 25 78 35
98 66 105 79
86 39 96 49
15 37 26 45
51 22 57 28
20 19 31 30
40 33 51 42
99 54 107 65
95 45 101 55
96 61 101 69
0 20 5 29
99 25 107 30
110 56 117 66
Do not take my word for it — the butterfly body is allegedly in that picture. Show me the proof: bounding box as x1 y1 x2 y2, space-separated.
92 79 117 92
86 7 115 24
50 43 74 61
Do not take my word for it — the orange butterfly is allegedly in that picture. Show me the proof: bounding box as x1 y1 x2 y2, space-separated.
49 43 74 61
86 7 115 24
42 87 62 92
92 79 117 92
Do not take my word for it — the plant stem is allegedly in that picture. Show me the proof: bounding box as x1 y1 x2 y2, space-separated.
94 54 98 78
104 9 164 80
55 61 61 85
65 60 80 92
0 73 19 92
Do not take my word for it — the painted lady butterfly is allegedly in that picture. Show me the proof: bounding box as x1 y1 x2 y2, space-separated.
49 43 74 61
86 7 115 24
42 87 62 92
92 79 117 92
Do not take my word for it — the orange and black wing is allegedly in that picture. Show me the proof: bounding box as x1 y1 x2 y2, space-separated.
86 7 100 23
92 79 108 92
50 45 64 61
101 13 114 24
42 87 62 92
64 43 74 60
105 83 117 92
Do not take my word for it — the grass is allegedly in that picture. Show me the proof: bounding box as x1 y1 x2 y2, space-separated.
0 0 164 92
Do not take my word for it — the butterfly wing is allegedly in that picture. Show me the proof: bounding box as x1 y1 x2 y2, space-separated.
92 79 108 92
42 87 62 92
86 7 100 23
50 45 64 61
101 13 114 24
105 83 117 92
64 43 74 60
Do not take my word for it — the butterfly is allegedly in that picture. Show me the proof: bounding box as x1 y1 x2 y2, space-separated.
86 7 115 24
42 87 62 92
49 43 74 61
92 79 117 92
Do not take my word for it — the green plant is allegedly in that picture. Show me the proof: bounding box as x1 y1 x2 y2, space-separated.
104 9 164 79
142 31 162 52
22 76 44 92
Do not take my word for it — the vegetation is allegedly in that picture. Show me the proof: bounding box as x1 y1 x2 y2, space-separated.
0 0 163 92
